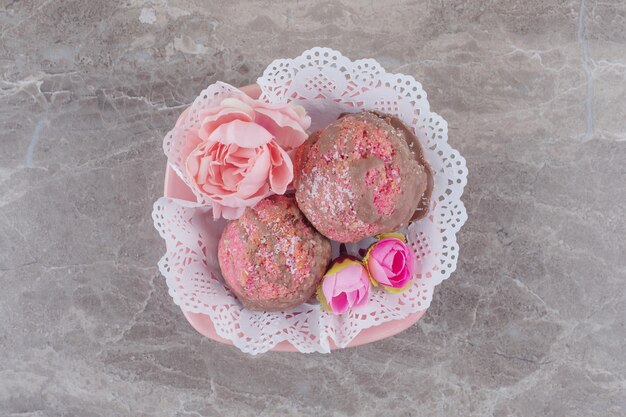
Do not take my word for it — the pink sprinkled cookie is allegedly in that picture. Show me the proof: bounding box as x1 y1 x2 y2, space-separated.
218 195 332 311
295 111 433 243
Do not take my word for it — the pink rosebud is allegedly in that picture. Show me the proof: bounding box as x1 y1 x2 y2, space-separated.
182 94 311 220
364 233 415 293
317 256 370 314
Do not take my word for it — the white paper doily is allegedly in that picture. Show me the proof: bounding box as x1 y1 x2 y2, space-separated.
152 47 468 354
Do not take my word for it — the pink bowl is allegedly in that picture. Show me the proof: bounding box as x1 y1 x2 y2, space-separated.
164 84 427 352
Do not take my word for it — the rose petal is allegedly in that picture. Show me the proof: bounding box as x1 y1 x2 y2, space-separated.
220 97 255 114
390 270 411 288
292 104 309 121
367 258 392 286
344 290 357 307
357 273 370 304
248 183 271 198
377 249 396 276
381 261 395 276
221 166 244 189
355 286 369 306
254 107 309 150
207 163 223 187
226 146 256 167
371 239 397 262
382 246 399 266
198 108 254 140
384 279 413 294
391 250 406 273
322 272 337 301
334 264 366 293
180 129 203 164
186 153 200 177
267 141 294 194
215 142 229 161
196 157 211 185
201 182 229 197
253 101 311 130
329 293 350 314
207 120 273 148
218 187 269 210
212 202 246 220
236 147 271 197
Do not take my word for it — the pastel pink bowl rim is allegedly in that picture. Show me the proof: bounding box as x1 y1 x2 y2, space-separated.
164 84 427 352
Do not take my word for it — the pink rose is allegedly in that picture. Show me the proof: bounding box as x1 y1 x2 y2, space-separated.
317 257 370 314
183 94 311 219
364 233 415 293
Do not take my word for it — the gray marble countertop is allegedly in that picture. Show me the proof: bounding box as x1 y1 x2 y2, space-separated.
1 1 625 416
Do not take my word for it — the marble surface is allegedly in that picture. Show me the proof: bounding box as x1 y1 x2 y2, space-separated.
1 0 625 416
